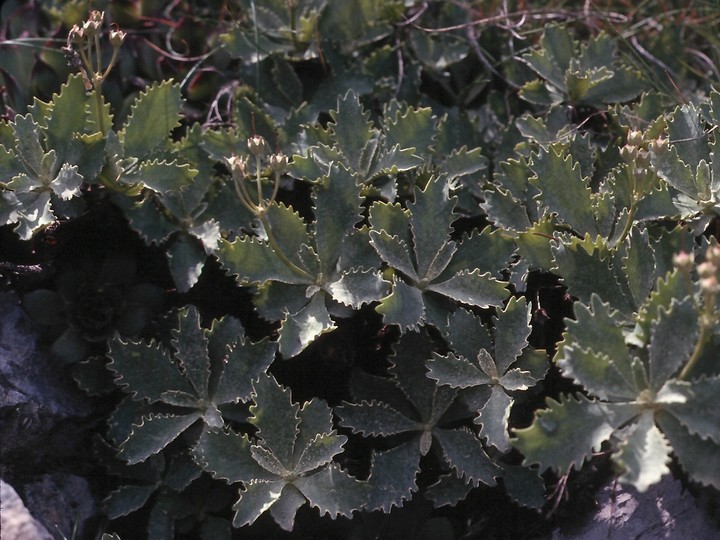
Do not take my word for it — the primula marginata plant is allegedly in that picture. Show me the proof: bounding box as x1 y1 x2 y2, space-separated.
3 6 720 539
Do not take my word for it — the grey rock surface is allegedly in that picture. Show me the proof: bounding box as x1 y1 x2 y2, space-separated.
552 475 720 540
0 291 92 463
22 474 97 539
0 292 98 539
0 480 53 540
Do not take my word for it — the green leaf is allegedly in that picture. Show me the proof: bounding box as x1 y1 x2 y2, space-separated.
656 411 720 489
445 308 493 360
108 338 196 403
51 163 83 200
558 346 638 402
329 90 377 172
427 351 492 389
250 375 300 466
494 297 532 374
119 195 178 245
621 227 656 307
500 465 546 509
85 88 113 135
629 269 687 348
0 143 24 183
522 24 575 90
613 411 671 492
367 144 423 179
120 412 202 465
232 480 286 528
647 296 698 390
434 428 499 487
12 190 53 239
218 236 311 285
268 485 309 531
368 201 411 242
294 398 337 457
369 229 418 281
530 146 597 236
122 80 183 159
251 445 289 476
427 270 508 308
263 202 315 272
172 307 210 398
439 146 488 181
213 338 277 405
336 401 421 436
552 237 633 316
390 333 456 427
124 160 197 194
104 484 157 519
480 186 531 231
376 278 424 330
516 218 557 271
557 295 637 399
365 443 419 512
167 234 207 293
293 432 347 475
193 426 273 484
439 227 516 281
12 114 45 172
476 386 513 452
662 376 720 444
313 162 363 275
383 105 436 155
513 395 637 473
294 463 368 518
425 474 474 508
43 74 90 163
278 292 334 358
409 177 457 279
327 268 386 309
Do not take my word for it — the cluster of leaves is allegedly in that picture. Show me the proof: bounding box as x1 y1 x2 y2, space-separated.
3 3 720 539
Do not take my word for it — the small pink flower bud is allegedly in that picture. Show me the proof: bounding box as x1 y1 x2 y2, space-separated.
697 260 716 278
672 251 694 273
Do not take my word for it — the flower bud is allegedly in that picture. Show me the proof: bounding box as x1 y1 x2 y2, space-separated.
68 25 84 45
627 130 644 147
707 244 720 265
672 251 694 274
620 145 637 163
269 152 288 174
649 137 668 156
82 11 104 38
226 155 247 176
697 260 716 278
247 135 268 157
700 275 720 295
110 29 126 48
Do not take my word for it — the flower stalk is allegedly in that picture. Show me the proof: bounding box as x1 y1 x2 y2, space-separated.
62 11 125 136
228 137 313 281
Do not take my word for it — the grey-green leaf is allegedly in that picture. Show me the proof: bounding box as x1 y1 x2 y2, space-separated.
120 412 202 465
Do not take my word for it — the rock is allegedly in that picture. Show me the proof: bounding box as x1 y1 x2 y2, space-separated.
552 475 720 540
0 291 92 466
21 474 97 540
0 292 99 538
0 480 53 540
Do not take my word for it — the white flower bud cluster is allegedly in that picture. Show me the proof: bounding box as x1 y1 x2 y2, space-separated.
620 129 667 186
